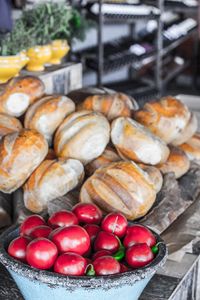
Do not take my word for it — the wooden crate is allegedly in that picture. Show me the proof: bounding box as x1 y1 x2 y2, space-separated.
21 62 82 95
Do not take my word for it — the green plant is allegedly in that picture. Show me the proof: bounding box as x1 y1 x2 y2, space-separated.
21 2 92 44
0 18 35 56
0 2 93 56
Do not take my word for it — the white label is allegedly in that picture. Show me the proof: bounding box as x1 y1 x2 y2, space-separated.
130 44 146 56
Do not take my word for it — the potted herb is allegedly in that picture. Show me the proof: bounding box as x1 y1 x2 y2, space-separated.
0 19 30 83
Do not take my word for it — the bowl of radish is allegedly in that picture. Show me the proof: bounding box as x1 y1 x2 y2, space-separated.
0 203 167 300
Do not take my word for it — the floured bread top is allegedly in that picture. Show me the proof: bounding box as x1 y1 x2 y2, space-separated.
111 117 169 165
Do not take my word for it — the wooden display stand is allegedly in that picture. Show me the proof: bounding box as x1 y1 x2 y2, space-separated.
21 63 82 95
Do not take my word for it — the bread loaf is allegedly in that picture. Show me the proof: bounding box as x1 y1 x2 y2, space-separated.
139 164 163 192
134 96 191 144
24 95 75 145
0 76 45 117
0 129 48 193
171 112 198 146
77 93 138 121
54 111 110 165
157 146 190 179
179 133 200 163
0 113 22 140
80 161 157 220
111 117 169 165
24 158 84 213
85 146 121 176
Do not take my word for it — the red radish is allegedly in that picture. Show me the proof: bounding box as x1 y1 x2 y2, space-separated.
50 225 90 255
72 203 102 224
48 210 78 229
29 225 52 239
120 263 128 273
125 243 154 268
20 215 46 236
26 238 58 270
94 231 119 254
93 256 120 275
8 236 31 262
85 257 92 265
101 213 128 238
124 225 156 248
92 250 112 261
54 253 87 276
83 224 101 242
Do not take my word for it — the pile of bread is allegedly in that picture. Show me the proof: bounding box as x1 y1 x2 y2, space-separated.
0 76 199 221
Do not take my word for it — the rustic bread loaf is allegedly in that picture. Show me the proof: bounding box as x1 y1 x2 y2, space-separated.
171 112 198 146
139 164 163 192
24 95 75 145
80 161 157 220
111 117 169 165
0 129 48 193
157 146 190 179
24 158 84 213
179 133 200 163
0 113 22 140
77 93 138 121
85 146 121 176
54 111 110 165
0 76 45 117
134 96 192 144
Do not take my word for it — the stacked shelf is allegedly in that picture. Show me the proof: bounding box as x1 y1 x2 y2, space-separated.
74 0 199 99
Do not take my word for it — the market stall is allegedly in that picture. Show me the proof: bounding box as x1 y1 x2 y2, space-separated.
0 1 200 300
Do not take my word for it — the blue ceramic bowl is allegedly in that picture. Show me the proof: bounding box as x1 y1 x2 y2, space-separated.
0 226 167 300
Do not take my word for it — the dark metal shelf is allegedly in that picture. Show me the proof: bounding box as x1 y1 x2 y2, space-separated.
162 27 198 56
163 61 190 86
86 3 160 23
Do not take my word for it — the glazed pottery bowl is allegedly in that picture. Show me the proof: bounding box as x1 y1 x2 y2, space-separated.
49 40 70 65
0 55 24 83
26 45 52 72
0 226 167 300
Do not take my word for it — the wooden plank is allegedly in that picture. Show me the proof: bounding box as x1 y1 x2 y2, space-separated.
21 63 82 95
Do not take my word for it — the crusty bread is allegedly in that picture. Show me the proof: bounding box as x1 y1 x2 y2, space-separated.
80 161 156 220
77 93 138 121
111 117 169 165
24 95 75 145
179 133 200 163
0 129 48 193
171 112 198 146
85 146 121 176
54 111 110 165
24 158 84 213
134 96 192 144
45 149 57 160
139 164 163 192
0 76 45 117
0 113 22 140
157 146 190 179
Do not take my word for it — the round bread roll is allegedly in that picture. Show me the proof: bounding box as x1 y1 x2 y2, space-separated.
111 117 169 165
171 112 198 146
80 161 156 220
134 96 191 144
179 133 200 163
156 146 190 179
0 76 45 117
24 158 84 213
24 95 75 145
0 129 48 193
139 164 163 193
77 93 138 121
0 113 22 140
54 111 110 165
85 146 121 176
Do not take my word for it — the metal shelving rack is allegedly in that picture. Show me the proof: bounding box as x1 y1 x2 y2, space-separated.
79 0 199 99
